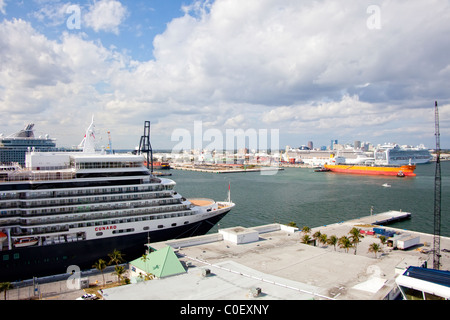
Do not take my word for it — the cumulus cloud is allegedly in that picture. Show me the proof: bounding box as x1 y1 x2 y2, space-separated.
0 0 6 15
32 1 73 27
1 0 449 148
0 18 127 143
84 0 128 35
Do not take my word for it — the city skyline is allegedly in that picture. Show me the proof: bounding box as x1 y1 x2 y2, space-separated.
0 0 449 150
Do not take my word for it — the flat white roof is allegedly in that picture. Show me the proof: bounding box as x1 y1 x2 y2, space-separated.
102 260 330 300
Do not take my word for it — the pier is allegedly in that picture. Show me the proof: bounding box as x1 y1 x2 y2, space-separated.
349 210 412 226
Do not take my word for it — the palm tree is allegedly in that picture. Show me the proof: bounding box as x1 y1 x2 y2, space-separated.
327 235 338 251
113 265 126 284
312 231 321 247
93 259 107 286
287 221 298 228
108 249 125 266
301 226 311 234
368 243 383 259
0 282 13 300
301 234 311 245
379 235 387 246
338 236 353 253
319 233 328 247
349 227 364 255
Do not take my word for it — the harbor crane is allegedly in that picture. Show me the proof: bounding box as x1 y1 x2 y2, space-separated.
138 121 154 173
433 101 441 270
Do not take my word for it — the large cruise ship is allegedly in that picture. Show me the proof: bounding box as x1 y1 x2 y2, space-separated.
374 144 433 165
0 120 234 282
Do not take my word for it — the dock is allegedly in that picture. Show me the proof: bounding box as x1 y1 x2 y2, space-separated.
349 210 412 226
100 211 449 301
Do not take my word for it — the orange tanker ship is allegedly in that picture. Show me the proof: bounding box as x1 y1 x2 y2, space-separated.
323 163 416 177
323 155 416 177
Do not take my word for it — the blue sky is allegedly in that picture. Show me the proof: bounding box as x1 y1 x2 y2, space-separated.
0 0 449 150
2 0 187 61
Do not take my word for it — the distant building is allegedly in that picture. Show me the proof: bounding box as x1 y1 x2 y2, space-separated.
331 140 338 150
307 141 313 150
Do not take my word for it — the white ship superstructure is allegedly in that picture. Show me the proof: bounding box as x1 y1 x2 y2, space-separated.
374 144 432 165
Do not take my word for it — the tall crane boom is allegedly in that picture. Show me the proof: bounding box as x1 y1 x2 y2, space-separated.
433 101 441 270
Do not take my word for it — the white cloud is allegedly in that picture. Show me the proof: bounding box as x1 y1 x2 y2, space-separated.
0 0 6 15
1 0 449 148
32 1 72 27
0 18 127 145
84 0 128 35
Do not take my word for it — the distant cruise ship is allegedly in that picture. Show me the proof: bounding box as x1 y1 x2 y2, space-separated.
0 120 234 282
374 144 433 165
0 124 57 166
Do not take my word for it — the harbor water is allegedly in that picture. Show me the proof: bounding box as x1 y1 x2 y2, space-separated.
171 162 450 237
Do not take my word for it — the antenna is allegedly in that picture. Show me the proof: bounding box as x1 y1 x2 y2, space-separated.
138 121 154 173
433 101 441 270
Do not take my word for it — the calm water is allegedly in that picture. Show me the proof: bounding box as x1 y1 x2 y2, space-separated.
170 162 450 237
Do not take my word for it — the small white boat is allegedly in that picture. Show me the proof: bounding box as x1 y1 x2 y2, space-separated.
382 183 391 188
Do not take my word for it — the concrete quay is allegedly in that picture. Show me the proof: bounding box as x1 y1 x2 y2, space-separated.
102 211 449 300
7 211 447 300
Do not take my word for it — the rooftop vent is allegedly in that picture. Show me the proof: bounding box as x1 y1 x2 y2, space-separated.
250 287 262 297
202 268 211 277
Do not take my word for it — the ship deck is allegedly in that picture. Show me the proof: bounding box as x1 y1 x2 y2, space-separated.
188 198 215 207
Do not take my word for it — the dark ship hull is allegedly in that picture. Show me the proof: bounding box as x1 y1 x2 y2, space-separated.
0 211 228 282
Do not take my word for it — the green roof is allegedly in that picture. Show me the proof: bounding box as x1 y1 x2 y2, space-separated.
130 246 186 278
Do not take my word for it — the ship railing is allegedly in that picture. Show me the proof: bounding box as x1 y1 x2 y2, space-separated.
0 167 76 182
217 202 234 209
14 204 193 227
18 197 187 218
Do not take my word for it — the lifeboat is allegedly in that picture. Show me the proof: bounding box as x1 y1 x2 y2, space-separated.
14 237 39 248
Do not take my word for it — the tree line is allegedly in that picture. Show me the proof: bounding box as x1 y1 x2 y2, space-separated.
287 222 386 258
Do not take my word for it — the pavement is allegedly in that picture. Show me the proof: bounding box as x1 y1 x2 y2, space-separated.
101 216 449 300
